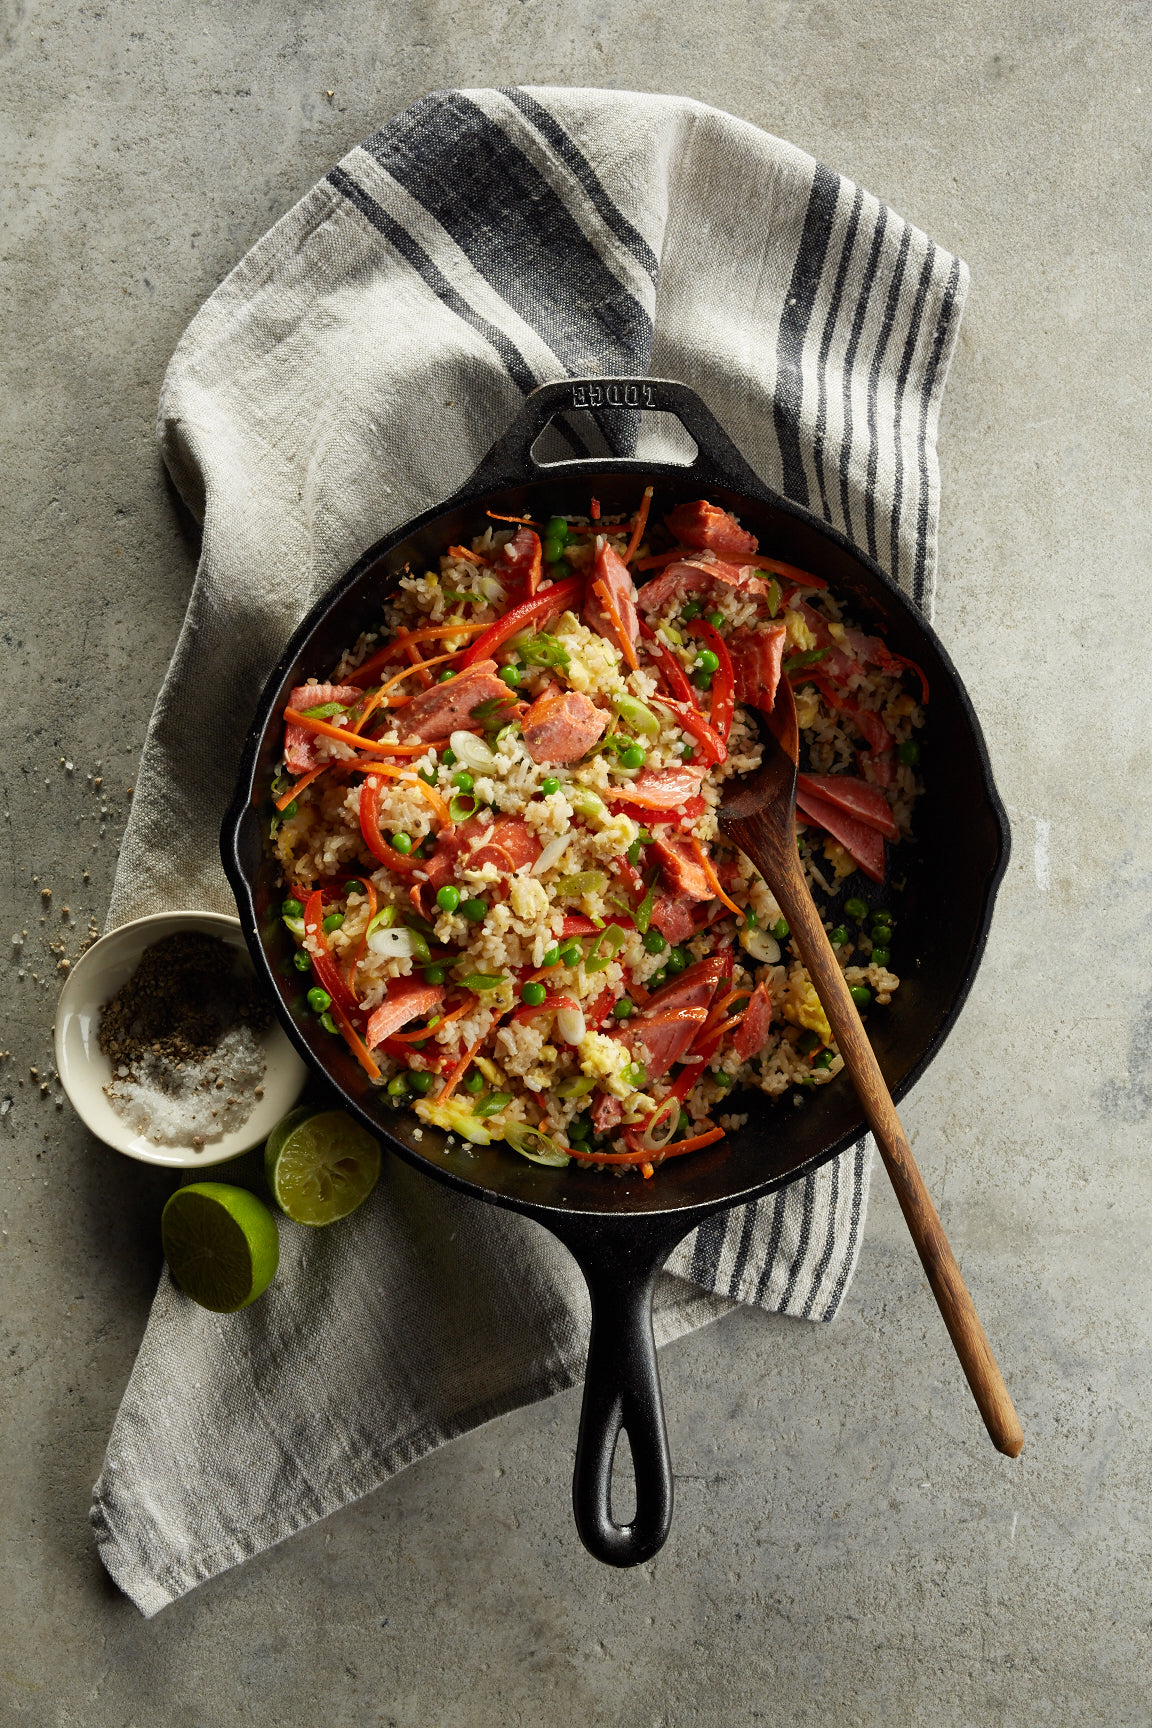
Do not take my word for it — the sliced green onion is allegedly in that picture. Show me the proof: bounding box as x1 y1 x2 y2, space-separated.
459 971 505 990
366 906 397 936
568 786 607 823
504 1121 570 1167
610 691 660 738
300 701 350 720
473 1090 515 1118
555 1075 597 1099
449 792 479 821
585 923 628 975
554 869 608 899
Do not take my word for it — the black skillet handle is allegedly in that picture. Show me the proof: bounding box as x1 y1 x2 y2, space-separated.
549 1213 694 1568
466 375 766 497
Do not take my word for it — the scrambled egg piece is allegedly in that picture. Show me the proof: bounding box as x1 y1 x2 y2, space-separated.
414 1096 494 1143
823 839 857 880
784 608 818 653
510 875 549 922
794 686 821 730
578 1030 633 1099
783 978 833 1047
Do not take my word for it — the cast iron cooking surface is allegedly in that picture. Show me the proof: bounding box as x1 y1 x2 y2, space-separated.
222 378 1010 1566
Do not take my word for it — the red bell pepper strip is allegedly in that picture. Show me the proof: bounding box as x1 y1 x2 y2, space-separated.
650 694 727 766
459 576 584 668
612 794 706 829
694 620 734 742
359 776 420 872
508 993 581 1024
638 618 697 706
303 890 361 1019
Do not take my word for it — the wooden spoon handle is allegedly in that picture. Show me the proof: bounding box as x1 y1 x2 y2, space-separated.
773 860 1024 1458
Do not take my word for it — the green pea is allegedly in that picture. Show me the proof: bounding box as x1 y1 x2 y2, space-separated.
872 909 892 925
451 771 474 793
293 950 312 973
387 1074 410 1096
626 839 642 866
418 767 438 785
345 880 367 898
850 985 873 1008
553 558 573 579
282 800 298 819
282 897 304 919
706 610 725 629
463 1071 485 1095
521 980 547 1006
559 941 583 967
898 740 920 765
407 1069 434 1095
442 748 457 766
612 999 634 1019
681 600 703 621
830 926 850 948
322 911 344 933
569 1114 592 1142
390 833 413 855
642 928 667 955
618 745 643 771
714 1070 732 1087
871 922 892 942
797 1029 821 1054
813 1050 834 1069
742 908 758 928
692 667 713 692
437 668 455 683
436 885 461 913
541 776 560 796
665 947 688 975
542 537 566 564
871 947 891 967
681 745 695 761
697 649 720 675
544 515 569 545
649 967 667 987
771 917 789 940
461 898 488 923
677 1110 691 1136
542 945 561 967
844 897 869 920
319 1011 340 1035
499 664 521 689
423 964 447 985
306 987 332 1015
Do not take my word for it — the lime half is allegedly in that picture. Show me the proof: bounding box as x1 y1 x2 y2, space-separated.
162 1182 280 1312
265 1108 381 1226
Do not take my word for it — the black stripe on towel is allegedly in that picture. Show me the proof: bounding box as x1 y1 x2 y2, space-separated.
499 87 661 285
777 1174 817 1312
821 1138 868 1320
362 92 654 382
326 165 539 396
800 1153 841 1319
912 255 962 610
863 222 912 563
690 1209 729 1290
837 204 889 541
887 248 936 592
773 163 841 507
813 185 864 529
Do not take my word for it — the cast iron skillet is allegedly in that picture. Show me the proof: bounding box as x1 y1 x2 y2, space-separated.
221 377 1009 1568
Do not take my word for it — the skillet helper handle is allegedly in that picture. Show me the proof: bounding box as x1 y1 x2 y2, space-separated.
555 1223 679 1567
772 848 1025 1460
466 375 766 495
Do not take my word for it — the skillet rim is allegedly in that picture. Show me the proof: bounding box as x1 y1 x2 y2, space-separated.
221 386 1010 1233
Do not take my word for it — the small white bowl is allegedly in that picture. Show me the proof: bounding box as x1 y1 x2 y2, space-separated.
55 910 309 1169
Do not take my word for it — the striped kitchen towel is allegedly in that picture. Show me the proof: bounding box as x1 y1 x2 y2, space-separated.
92 87 967 1614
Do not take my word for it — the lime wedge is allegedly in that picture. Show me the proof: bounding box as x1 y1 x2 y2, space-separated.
264 1108 381 1226
161 1182 279 1312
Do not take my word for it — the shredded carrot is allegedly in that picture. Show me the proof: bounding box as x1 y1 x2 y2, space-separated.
569 1124 725 1166
396 626 433 689
688 837 743 919
330 1001 382 1081
447 544 491 565
486 511 540 527
275 765 325 812
590 497 600 520
376 650 465 705
591 577 640 673
624 486 653 565
386 997 475 1043
633 549 682 573
344 622 492 687
284 709 444 760
438 1035 484 1102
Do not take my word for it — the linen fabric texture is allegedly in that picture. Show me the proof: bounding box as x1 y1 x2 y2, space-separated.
91 86 967 1614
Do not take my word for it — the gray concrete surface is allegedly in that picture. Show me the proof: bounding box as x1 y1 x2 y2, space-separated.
2 3 1150 1723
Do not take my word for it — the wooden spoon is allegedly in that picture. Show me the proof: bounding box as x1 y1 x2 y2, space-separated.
718 674 1024 1458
